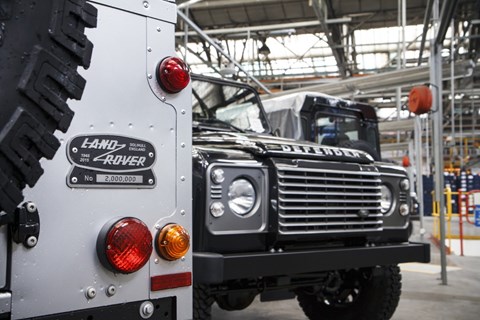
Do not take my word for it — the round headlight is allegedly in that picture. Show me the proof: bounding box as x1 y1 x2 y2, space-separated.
211 168 225 184
228 178 256 216
399 203 410 216
380 185 393 213
210 202 225 218
400 178 410 191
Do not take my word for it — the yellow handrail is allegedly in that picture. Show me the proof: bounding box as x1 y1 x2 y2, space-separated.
431 188 480 256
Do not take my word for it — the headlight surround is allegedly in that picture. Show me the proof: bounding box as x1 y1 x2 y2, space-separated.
380 184 393 213
228 178 256 216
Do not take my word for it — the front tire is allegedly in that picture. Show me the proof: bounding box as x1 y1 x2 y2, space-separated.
193 283 214 320
296 265 402 320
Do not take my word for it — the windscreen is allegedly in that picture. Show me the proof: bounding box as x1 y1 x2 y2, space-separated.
192 79 270 133
313 107 380 154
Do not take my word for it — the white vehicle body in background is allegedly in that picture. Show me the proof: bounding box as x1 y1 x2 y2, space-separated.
1 1 192 319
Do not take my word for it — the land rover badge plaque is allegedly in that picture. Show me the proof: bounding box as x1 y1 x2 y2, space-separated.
67 134 156 188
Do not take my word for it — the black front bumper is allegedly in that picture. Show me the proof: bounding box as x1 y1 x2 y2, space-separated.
194 242 430 284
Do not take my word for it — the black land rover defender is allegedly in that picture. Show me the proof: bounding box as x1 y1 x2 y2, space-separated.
262 91 419 225
191 75 429 320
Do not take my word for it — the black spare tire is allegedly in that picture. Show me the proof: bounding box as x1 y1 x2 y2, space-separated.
0 0 97 214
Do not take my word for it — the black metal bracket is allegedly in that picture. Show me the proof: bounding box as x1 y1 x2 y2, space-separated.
10 201 40 248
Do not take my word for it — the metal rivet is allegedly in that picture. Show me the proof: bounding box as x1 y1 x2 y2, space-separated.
181 109 186 115
180 210 186 216
160 96 166 102
180 176 186 181
85 287 97 299
106 285 117 297
155 224 161 230
147 47 152 52
181 143 185 148
71 177 78 183
148 73 152 79
72 147 78 153
149 152 154 158
143 1 149 9
148 179 154 185
156 27 161 32
26 236 37 248
154 258 159 264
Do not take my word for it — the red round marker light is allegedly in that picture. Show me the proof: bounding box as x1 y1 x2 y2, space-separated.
156 57 190 93
97 217 153 274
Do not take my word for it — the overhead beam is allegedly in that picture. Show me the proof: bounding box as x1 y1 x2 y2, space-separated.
312 0 348 77
379 119 414 132
175 18 351 37
178 0 280 9
264 60 475 98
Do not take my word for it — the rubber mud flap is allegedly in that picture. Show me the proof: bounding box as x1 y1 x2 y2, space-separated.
0 0 97 214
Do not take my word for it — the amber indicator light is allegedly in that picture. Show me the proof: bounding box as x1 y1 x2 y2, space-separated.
156 223 190 261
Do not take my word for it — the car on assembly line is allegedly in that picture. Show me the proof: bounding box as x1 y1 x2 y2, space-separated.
189 74 430 320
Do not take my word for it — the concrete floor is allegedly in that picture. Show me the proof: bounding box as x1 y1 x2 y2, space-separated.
212 219 480 320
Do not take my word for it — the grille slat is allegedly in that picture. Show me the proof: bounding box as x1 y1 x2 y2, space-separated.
279 205 382 211
279 213 383 219
280 190 382 197
210 185 222 199
279 197 382 204
279 173 381 184
279 221 383 227
280 182 381 190
277 162 383 235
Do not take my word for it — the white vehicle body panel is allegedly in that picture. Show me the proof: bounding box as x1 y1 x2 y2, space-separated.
8 1 192 319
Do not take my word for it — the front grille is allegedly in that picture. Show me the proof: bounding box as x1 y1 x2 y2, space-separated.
277 163 383 235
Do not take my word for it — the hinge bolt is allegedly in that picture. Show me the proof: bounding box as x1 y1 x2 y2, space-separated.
26 236 37 248
26 202 37 213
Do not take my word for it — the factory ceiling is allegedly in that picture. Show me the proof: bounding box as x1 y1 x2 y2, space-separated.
176 0 480 162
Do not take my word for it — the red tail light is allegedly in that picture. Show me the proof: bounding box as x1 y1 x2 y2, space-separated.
97 217 153 274
156 57 190 93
